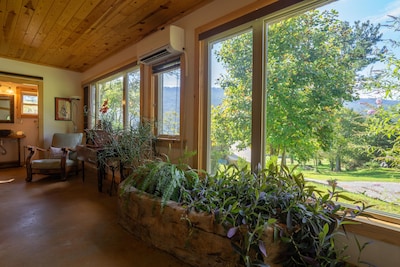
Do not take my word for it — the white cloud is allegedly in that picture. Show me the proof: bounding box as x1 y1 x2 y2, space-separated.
374 0 400 24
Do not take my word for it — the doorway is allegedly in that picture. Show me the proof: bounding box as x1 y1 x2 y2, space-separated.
0 74 42 166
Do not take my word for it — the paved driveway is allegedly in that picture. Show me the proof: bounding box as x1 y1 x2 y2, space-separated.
306 179 400 205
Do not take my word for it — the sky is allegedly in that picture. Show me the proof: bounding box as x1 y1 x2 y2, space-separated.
321 0 400 40
321 0 400 99
323 0 400 23
210 0 400 95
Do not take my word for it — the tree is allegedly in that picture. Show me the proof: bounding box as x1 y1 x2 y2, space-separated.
326 107 371 171
98 77 124 130
364 102 400 166
127 70 141 127
212 9 383 168
360 15 400 166
210 30 253 171
266 10 382 164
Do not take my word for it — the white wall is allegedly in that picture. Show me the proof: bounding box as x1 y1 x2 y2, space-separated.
336 232 400 267
0 57 83 148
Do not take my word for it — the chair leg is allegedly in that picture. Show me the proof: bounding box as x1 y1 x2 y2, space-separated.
109 167 116 196
25 174 32 182
81 161 85 182
26 166 32 182
60 169 67 181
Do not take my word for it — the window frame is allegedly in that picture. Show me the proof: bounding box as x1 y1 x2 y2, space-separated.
85 65 141 130
17 87 38 119
152 56 184 141
196 0 400 240
205 25 258 173
96 73 125 129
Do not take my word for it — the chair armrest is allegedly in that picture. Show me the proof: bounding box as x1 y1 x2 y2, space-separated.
61 147 78 163
27 145 48 152
26 145 48 164
63 147 76 152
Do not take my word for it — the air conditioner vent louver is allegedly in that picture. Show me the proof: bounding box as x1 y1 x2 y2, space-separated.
137 25 184 65
140 48 173 64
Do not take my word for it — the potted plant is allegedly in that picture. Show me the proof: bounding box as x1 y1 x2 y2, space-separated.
88 120 155 178
119 161 369 267
83 99 113 147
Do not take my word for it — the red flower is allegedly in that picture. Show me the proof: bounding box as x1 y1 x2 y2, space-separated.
100 99 109 114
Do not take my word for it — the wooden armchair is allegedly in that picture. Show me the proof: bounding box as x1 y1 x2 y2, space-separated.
25 133 83 182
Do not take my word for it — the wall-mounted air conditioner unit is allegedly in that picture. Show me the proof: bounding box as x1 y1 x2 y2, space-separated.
137 25 184 65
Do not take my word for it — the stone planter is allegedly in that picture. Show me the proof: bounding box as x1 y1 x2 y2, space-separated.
118 185 282 267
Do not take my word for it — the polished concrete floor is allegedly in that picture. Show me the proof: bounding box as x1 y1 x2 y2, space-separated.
0 167 187 267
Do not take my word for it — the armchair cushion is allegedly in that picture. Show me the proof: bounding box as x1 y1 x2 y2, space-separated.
31 159 76 169
49 147 64 159
52 133 83 148
52 133 82 161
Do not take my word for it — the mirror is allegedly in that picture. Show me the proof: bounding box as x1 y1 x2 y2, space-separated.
0 94 14 123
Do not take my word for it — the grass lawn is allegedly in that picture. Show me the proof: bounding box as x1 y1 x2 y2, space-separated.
298 164 400 182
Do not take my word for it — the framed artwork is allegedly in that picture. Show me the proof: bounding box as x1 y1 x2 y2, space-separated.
55 97 71 121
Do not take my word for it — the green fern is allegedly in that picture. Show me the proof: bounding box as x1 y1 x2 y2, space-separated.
125 155 199 210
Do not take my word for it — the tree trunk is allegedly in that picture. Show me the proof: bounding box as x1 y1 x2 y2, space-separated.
314 155 318 172
335 154 341 172
269 144 275 156
281 149 287 168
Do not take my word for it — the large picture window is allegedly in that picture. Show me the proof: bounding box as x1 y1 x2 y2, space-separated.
204 0 400 219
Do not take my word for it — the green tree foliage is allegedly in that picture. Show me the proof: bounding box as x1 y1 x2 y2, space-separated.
127 70 141 127
98 77 124 129
360 15 400 166
365 103 400 166
326 107 372 171
267 10 382 161
211 30 253 169
213 9 383 165
162 111 180 135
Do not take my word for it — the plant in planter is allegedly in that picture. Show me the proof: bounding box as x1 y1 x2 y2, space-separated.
184 164 370 267
122 154 200 208
120 160 370 267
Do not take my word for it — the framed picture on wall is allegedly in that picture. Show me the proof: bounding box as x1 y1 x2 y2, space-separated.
55 97 71 121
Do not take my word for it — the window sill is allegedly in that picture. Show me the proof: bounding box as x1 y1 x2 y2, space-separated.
155 137 187 151
344 213 400 246
20 114 38 119
156 136 181 142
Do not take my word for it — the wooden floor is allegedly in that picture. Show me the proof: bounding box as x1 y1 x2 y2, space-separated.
0 167 187 267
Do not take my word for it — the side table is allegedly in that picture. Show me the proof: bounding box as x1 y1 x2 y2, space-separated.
0 134 26 168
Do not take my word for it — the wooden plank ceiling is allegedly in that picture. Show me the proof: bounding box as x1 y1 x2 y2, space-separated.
0 0 212 72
